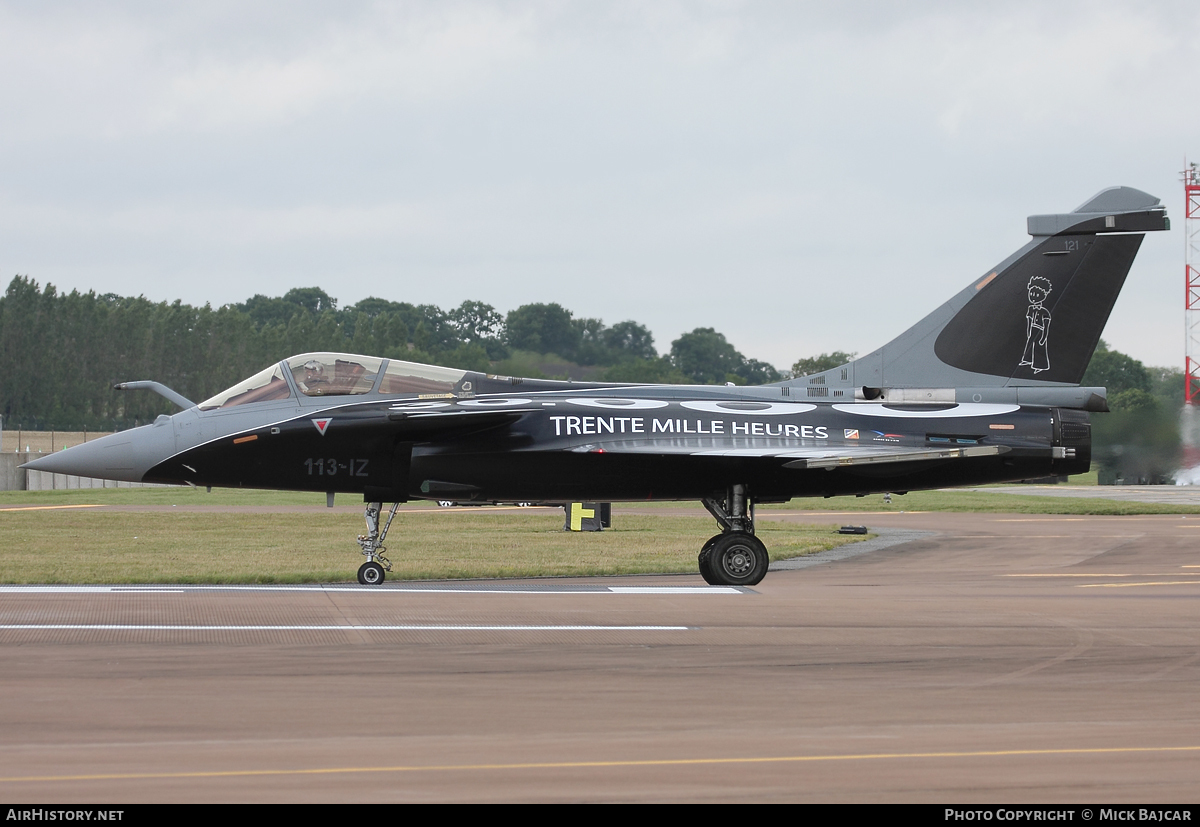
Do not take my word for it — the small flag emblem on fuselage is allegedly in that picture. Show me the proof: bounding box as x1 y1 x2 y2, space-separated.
312 418 332 435
844 429 859 440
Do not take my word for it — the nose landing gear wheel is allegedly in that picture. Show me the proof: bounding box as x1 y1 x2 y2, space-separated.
358 561 386 585
705 532 768 586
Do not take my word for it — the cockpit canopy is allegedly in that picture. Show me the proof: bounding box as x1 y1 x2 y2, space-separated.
198 364 290 410
289 354 383 397
198 353 468 411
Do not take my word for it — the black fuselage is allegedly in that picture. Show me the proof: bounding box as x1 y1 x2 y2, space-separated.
145 396 1089 504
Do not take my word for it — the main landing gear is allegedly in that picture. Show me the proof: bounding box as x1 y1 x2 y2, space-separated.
357 501 399 585
698 484 769 587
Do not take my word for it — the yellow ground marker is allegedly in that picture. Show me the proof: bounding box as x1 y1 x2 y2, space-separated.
1005 573 1200 577
1078 581 1200 588
3 744 1199 784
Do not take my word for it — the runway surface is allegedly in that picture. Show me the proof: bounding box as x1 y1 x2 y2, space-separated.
1 510 1198 802
966 484 1200 506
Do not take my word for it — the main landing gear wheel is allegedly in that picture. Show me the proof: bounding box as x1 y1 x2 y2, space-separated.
705 532 769 587
697 534 722 585
699 485 768 586
358 561 385 585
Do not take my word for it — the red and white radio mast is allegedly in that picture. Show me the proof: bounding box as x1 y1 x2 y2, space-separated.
1185 162 1200 405
1180 162 1200 478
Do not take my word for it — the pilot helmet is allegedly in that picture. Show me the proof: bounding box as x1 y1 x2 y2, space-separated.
303 359 326 382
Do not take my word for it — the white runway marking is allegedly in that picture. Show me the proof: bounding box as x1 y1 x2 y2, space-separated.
0 585 744 595
605 587 736 594
0 624 691 632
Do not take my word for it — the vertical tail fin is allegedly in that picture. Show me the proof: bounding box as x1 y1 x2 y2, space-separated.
789 187 1169 409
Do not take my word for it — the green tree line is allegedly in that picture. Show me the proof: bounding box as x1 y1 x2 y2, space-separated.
1082 340 1184 484
0 275 1183 483
0 277 781 430
788 342 1187 484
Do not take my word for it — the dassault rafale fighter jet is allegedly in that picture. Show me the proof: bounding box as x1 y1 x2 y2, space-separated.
25 187 1169 586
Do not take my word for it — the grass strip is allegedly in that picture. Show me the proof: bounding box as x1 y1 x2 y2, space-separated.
769 489 1200 515
0 511 860 584
2 480 1197 515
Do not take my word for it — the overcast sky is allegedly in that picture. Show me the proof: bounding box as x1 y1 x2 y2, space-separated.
1 1 1196 371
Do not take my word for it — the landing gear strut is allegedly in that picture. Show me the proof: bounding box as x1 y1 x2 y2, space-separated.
698 484 769 586
357 501 398 585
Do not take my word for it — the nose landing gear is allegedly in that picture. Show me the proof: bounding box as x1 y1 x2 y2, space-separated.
357 560 385 585
356 501 398 585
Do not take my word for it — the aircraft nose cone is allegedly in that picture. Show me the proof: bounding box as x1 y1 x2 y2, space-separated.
21 419 176 483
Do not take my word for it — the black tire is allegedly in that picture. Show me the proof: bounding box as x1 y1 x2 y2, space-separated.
697 534 723 585
358 561 385 585
706 532 769 586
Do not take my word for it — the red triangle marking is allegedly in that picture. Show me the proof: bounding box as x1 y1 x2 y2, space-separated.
312 418 331 435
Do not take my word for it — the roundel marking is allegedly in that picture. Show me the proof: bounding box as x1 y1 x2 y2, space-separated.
457 398 534 407
566 398 669 410
680 400 817 416
830 403 1021 418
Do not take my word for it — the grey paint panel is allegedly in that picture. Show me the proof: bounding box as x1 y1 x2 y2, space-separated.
785 444 1005 469
1073 185 1160 213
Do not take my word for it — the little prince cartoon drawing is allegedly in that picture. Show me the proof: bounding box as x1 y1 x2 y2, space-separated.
1020 275 1052 373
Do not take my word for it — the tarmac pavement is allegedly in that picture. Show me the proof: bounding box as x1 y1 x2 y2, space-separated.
0 510 1197 802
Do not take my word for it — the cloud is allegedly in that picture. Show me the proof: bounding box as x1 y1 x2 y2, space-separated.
0 1 1195 368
